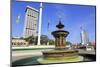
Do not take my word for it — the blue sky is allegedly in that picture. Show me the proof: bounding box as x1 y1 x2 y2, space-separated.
12 0 96 43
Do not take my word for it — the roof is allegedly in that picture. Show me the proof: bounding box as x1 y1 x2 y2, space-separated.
25 6 39 12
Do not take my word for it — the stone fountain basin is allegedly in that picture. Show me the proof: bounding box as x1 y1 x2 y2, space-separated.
42 49 78 58
37 49 83 64
12 54 96 66
52 30 69 37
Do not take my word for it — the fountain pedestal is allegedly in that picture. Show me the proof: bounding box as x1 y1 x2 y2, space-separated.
37 20 83 64
52 21 69 49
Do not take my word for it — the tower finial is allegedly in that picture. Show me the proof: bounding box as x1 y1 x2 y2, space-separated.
56 20 64 29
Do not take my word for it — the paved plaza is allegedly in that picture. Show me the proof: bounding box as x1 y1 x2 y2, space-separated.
12 48 95 62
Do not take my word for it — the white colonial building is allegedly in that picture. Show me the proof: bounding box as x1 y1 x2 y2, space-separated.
12 38 28 46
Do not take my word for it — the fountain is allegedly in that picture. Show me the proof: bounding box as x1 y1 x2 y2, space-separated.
37 20 83 64
12 20 95 66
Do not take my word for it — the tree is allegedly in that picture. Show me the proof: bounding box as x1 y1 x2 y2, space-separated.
40 35 48 45
34 35 49 45
24 35 35 45
66 41 72 45
20 37 24 39
34 36 38 45
49 39 54 45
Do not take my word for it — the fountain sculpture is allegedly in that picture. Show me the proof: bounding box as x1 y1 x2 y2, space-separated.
37 20 83 64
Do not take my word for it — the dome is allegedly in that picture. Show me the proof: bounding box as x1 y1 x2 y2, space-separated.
56 20 64 29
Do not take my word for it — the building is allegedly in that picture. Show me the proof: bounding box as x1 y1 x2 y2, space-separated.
12 38 28 46
80 27 89 46
23 6 39 38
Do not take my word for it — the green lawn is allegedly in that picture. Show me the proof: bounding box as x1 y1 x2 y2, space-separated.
12 48 54 51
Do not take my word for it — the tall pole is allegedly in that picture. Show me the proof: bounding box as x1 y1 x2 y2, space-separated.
47 20 50 45
37 2 43 45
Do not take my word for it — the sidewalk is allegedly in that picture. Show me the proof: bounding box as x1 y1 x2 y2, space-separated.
12 49 53 62
12 45 55 49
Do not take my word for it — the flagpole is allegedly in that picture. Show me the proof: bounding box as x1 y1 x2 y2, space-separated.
37 2 43 45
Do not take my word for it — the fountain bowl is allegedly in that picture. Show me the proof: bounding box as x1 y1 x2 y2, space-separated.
37 49 84 64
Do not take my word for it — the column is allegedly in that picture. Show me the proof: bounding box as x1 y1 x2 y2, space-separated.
57 36 59 48
63 37 66 46
55 38 57 48
62 36 63 46
59 36 62 48
37 2 43 45
56 37 58 48
61 36 63 48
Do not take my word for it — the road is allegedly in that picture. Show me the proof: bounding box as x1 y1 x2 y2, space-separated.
78 49 95 55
